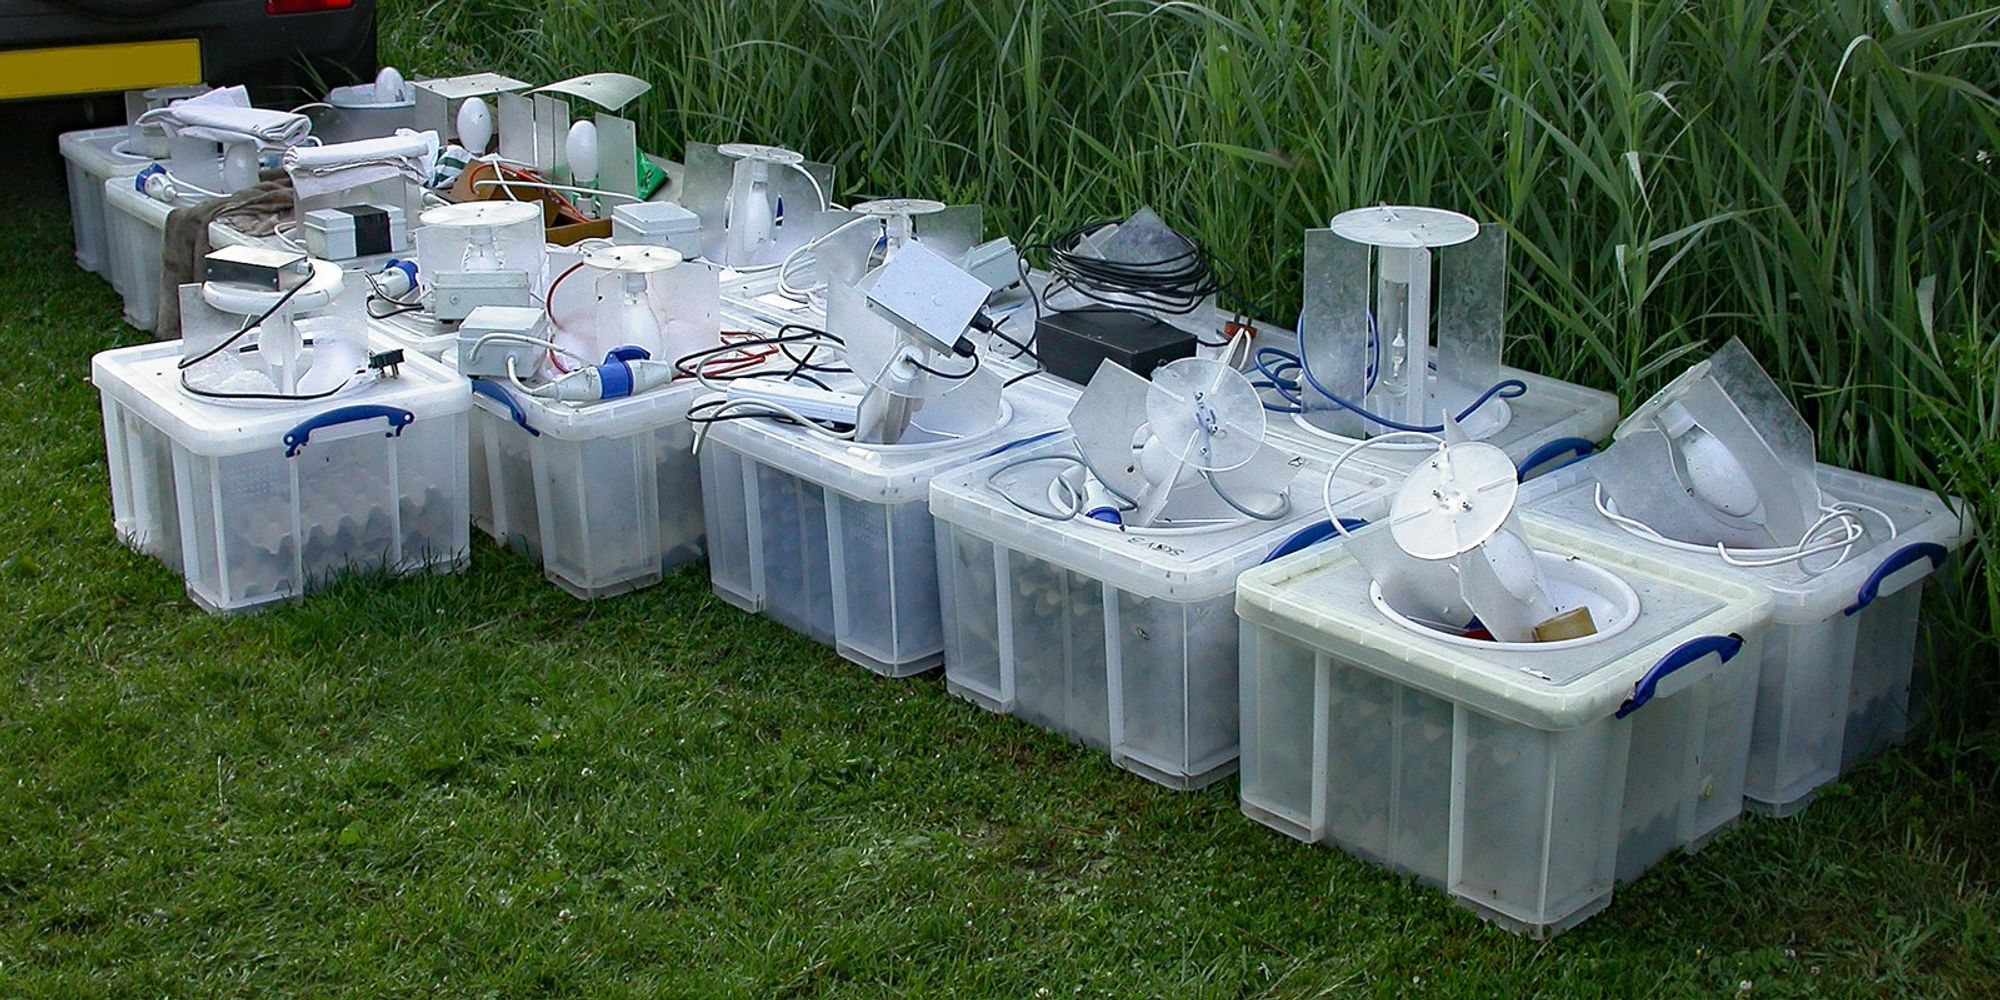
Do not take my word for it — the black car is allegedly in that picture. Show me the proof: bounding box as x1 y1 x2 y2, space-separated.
0 0 378 108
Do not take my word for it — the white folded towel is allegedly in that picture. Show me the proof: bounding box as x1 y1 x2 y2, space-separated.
138 85 313 147
284 129 440 200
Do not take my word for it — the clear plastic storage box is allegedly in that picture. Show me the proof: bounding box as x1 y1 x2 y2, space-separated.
468 378 706 599
1236 516 1772 936
1522 462 1970 816
930 435 1394 789
699 376 1077 676
93 336 471 613
61 126 159 279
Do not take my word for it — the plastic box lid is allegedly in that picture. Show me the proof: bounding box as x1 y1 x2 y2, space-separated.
930 432 1395 602
91 333 469 458
704 374 1080 504
468 375 701 440
1521 459 1971 622
1236 514 1773 730
59 126 154 175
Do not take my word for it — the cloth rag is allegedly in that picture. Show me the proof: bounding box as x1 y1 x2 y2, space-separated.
156 178 297 339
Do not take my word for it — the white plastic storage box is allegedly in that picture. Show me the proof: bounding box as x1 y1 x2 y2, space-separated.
468 378 706 598
699 377 1078 676
1522 462 1971 816
61 126 158 278
91 336 472 613
1236 516 1772 936
103 178 261 334
930 435 1395 789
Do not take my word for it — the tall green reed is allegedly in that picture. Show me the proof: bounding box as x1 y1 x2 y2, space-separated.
384 0 2000 728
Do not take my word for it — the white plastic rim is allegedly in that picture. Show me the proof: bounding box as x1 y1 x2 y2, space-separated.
858 399 1015 454
1328 205 1480 249
1288 394 1512 449
419 200 541 229
1370 551 1640 652
717 142 804 166
853 198 947 217
584 244 682 274
202 258 344 314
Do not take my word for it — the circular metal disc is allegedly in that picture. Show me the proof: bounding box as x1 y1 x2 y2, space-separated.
853 198 947 218
419 199 541 229
1329 205 1479 249
584 244 682 274
1144 358 1266 472
1388 440 1520 559
717 142 804 165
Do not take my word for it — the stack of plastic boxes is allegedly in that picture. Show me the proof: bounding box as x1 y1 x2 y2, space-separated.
930 435 1394 789
700 376 1077 675
1235 515 1772 935
1521 461 1969 815
92 337 471 612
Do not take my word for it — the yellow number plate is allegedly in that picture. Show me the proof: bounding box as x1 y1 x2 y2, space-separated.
0 39 202 102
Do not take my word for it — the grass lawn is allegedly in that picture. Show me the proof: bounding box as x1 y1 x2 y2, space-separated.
0 148 1995 998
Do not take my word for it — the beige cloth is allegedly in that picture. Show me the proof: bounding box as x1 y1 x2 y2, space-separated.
156 178 296 339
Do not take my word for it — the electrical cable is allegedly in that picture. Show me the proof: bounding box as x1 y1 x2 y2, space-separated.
1263 344 1526 433
1033 219 1223 319
1203 469 1292 521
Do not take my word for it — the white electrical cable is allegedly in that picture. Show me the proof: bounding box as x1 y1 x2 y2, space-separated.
787 161 829 212
472 332 590 368
1322 430 1444 531
1592 483 1896 574
506 355 594 400
775 215 882 301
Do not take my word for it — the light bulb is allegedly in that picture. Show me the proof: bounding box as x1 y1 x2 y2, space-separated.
565 120 599 185
617 272 663 355
455 97 493 153
462 227 503 272
883 214 912 262
1679 428 1764 518
373 65 406 103
725 158 775 263
222 139 259 191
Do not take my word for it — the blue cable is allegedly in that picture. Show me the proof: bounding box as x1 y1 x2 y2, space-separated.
1263 517 1372 563
1264 343 1526 434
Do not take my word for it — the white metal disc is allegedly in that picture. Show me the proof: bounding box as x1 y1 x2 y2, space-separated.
584 244 682 274
1329 205 1479 249
419 199 540 229
1144 357 1266 472
1387 440 1520 559
853 198 947 218
717 142 804 165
